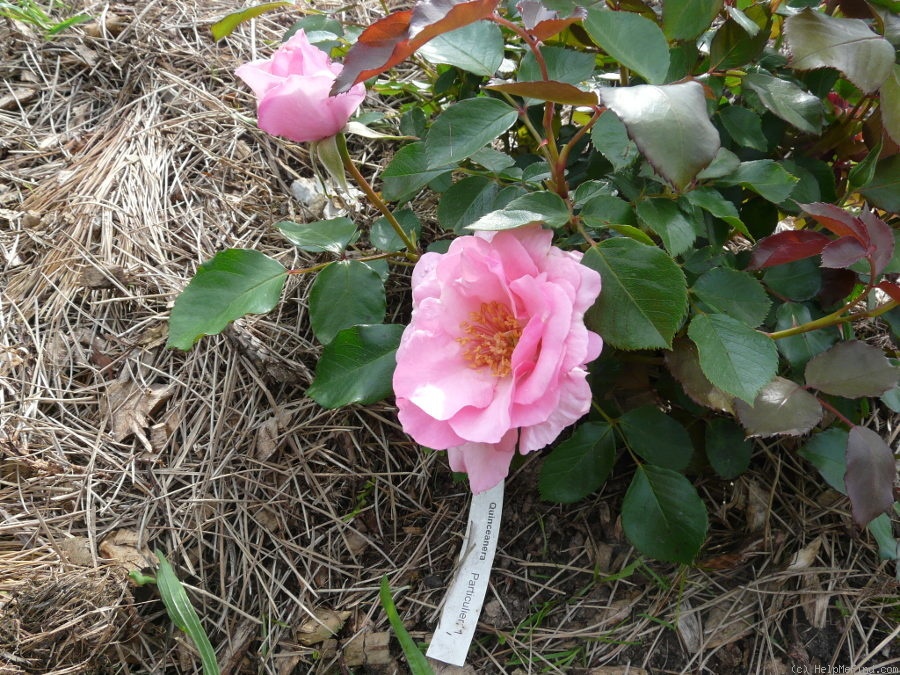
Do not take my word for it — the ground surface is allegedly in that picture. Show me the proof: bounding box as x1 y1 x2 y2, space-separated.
1 2 898 674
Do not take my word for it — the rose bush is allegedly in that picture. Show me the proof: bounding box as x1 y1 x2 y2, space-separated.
235 30 365 143
392 226 602 493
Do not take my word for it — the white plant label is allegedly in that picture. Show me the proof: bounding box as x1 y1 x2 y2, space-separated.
427 480 504 667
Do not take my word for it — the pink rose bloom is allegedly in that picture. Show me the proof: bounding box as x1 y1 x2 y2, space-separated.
393 226 603 493
235 31 366 143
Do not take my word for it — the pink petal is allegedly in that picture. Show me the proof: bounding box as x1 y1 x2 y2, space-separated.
447 429 518 493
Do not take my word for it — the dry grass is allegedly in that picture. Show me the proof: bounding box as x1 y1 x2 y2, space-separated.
1 2 897 674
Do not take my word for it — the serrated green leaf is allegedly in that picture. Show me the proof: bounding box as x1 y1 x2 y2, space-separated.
692 268 770 327
804 340 900 398
881 66 900 147
718 106 768 151
636 198 697 257
307 324 403 408
308 261 386 344
859 155 900 213
425 98 518 168
784 9 893 94
167 249 287 350
705 418 752 480
155 551 220 675
709 9 769 70
275 217 358 254
579 194 636 229
437 176 500 233
867 512 899 561
382 142 454 202
762 258 821 301
798 428 848 493
583 8 670 85
715 160 799 203
734 376 823 437
467 191 570 230
682 187 750 238
620 406 693 471
688 313 778 405
743 71 824 134
621 465 708 564
666 338 735 413
591 111 640 172
417 20 504 76
662 0 722 40
539 422 616 503
371 208 421 252
774 302 839 368
583 238 688 350
598 82 720 190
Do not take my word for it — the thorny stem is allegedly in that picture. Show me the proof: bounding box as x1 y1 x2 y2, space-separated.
335 133 419 260
766 298 899 340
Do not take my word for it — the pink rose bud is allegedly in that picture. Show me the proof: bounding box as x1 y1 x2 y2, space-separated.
235 31 366 143
393 226 603 493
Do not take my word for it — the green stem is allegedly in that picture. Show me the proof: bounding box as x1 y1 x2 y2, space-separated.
286 251 401 276
335 134 419 260
766 299 898 340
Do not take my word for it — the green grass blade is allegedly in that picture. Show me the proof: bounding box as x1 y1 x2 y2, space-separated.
379 576 433 675
155 550 220 675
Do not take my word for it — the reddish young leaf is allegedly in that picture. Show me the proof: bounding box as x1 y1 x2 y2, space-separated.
876 280 900 303
858 209 894 276
800 202 866 241
485 80 598 106
517 0 587 41
747 230 831 269
845 425 895 527
332 0 500 95
821 236 867 269
817 268 858 307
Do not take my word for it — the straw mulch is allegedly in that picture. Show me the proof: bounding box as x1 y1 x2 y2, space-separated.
1 2 897 674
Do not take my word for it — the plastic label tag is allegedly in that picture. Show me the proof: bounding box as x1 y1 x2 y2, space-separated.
426 480 504 667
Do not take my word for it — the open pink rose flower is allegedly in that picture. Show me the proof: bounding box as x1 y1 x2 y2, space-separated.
393 226 603 493
235 31 365 143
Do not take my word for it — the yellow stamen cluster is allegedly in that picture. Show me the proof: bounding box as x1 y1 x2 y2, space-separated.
457 301 522 377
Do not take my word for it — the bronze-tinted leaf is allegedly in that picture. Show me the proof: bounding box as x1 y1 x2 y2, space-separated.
734 376 823 437
845 425 895 526
805 341 900 398
748 230 831 269
485 80 598 106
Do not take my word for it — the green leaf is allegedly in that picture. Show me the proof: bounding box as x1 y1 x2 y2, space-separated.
705 418 752 480
382 142 453 202
379 577 433 675
799 428 848 493
881 65 900 147
275 217 357 254
718 106 768 152
692 268 770 327
437 176 500 233
734 376 823 437
784 9 894 94
583 238 688 350
308 261 386 344
682 187 750 238
307 324 404 408
621 465 708 564
598 82 720 190
579 194 637 229
167 249 287 350
371 208 421 252
467 191 570 230
662 0 722 40
417 20 504 76
709 9 769 70
804 340 900 398
743 71 824 134
666 338 734 413
635 198 697 257
867 512 899 561
591 111 640 172
211 1 291 40
688 313 778 405
762 258 821 301
619 406 693 471
715 160 799 204
583 8 670 85
774 302 838 368
518 45 597 106
539 422 616 503
847 139 883 193
859 155 900 213
425 98 518 168
155 551 220 675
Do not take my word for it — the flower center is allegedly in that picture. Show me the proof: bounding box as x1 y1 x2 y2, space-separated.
457 301 522 377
